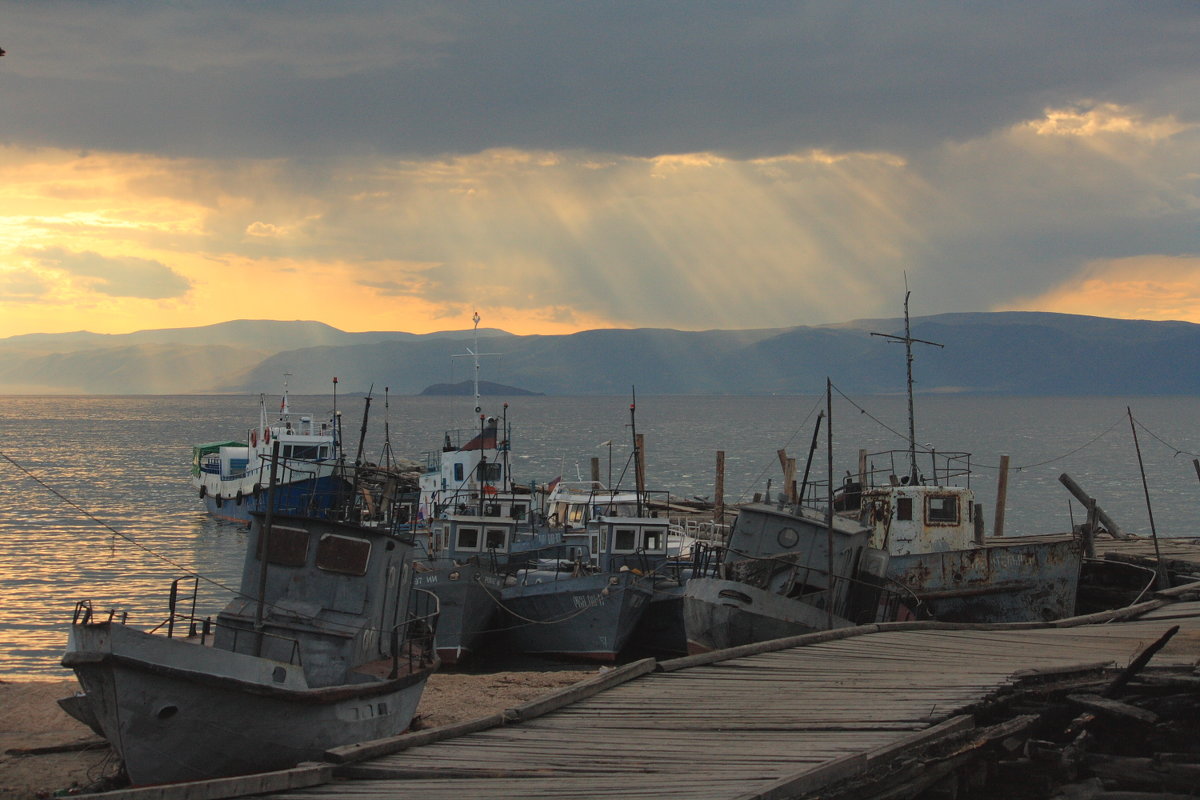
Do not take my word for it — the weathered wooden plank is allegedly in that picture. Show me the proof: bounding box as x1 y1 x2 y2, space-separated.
72 764 332 800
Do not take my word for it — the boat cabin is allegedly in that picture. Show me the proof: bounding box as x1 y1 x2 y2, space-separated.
859 483 978 556
214 513 419 688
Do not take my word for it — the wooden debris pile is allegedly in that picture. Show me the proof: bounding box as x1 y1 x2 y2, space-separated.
815 625 1200 800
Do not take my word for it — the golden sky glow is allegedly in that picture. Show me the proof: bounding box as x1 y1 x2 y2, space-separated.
1 98 1198 339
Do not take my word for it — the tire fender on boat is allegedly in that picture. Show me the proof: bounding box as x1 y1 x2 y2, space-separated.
198 485 207 499
252 483 263 499
235 490 243 506
215 494 223 508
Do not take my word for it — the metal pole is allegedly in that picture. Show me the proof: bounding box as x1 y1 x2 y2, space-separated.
825 378 835 631
1127 407 1167 588
254 440 281 656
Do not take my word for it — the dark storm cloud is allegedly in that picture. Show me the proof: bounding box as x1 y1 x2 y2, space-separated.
2 1 1198 159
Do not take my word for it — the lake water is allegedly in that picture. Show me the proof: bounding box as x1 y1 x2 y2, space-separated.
2 393 1199 680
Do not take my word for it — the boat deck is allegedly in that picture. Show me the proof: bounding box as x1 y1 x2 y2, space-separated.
161 586 1199 800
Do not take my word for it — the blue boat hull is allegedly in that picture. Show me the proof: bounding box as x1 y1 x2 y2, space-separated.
200 475 345 525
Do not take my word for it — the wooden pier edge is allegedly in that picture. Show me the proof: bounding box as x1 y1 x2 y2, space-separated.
324 657 657 765
727 715 977 800
659 580 1200 673
70 763 333 800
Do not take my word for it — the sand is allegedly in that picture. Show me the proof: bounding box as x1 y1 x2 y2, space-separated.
0 666 593 799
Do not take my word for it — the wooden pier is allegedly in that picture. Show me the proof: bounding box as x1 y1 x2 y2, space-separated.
81 581 1196 800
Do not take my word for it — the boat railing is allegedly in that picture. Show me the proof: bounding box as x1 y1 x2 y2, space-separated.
798 449 973 511
389 588 440 677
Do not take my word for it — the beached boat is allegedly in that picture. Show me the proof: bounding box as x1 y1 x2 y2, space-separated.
61 508 438 786
414 514 521 665
844 449 1082 621
496 514 664 661
682 501 895 653
191 386 343 524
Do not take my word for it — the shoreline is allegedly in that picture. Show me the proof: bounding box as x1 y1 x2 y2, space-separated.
0 665 592 799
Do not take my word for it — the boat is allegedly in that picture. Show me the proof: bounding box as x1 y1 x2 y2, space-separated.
417 314 533 524
496 514 661 661
191 381 343 524
414 514 519 665
61 501 439 786
844 448 1082 622
682 500 896 654
840 291 1083 621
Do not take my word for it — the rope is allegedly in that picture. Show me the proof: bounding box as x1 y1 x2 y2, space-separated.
732 395 824 504
1131 414 1200 459
0 450 403 640
827 384 1134 473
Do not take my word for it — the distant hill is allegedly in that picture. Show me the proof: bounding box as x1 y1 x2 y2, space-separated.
3 312 1199 395
419 380 544 397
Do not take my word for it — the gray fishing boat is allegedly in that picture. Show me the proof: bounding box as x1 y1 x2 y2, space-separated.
682 501 894 653
61 506 439 786
497 515 661 661
415 514 520 665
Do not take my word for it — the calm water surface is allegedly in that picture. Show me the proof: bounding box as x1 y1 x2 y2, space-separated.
2 393 1199 679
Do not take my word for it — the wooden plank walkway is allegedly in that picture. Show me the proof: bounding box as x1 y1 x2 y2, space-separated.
239 591 1200 800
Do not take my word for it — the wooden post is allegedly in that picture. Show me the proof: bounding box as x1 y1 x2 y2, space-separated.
993 454 1009 538
1058 473 1129 539
858 449 868 486
714 450 725 525
590 457 600 484
1083 498 1097 559
635 433 646 497
786 458 797 504
973 502 984 544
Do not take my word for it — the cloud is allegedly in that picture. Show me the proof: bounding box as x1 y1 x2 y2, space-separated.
0 268 50 301
4 4 1200 160
23 247 192 299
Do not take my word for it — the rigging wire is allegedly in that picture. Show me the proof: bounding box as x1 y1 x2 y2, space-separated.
828 382 1132 472
0 450 409 638
732 394 823 503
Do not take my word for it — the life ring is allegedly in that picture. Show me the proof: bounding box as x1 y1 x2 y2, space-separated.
264 427 271 444
235 490 244 506
250 430 257 447
198 485 207 499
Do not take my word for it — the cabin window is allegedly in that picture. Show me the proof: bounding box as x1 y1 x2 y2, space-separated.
484 503 502 517
777 527 800 549
455 526 481 551
257 525 309 567
643 528 665 553
290 445 320 460
926 495 959 524
613 528 637 552
453 463 464 482
510 503 527 521
484 527 509 551
568 506 586 525
897 497 913 521
483 463 502 481
316 534 371 575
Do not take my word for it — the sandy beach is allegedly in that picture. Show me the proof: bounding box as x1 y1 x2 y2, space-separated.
0 666 592 800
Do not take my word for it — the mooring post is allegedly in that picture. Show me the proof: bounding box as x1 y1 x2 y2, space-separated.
635 433 646 497
590 457 600 484
858 449 868 487
715 450 725 526
993 454 1010 538
973 502 984 544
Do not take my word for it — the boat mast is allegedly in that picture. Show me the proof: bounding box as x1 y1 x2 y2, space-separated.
870 287 942 484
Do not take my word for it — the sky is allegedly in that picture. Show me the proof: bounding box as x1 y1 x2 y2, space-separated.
1 1 1199 338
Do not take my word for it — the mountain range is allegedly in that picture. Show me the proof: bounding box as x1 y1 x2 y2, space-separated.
2 312 1198 395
